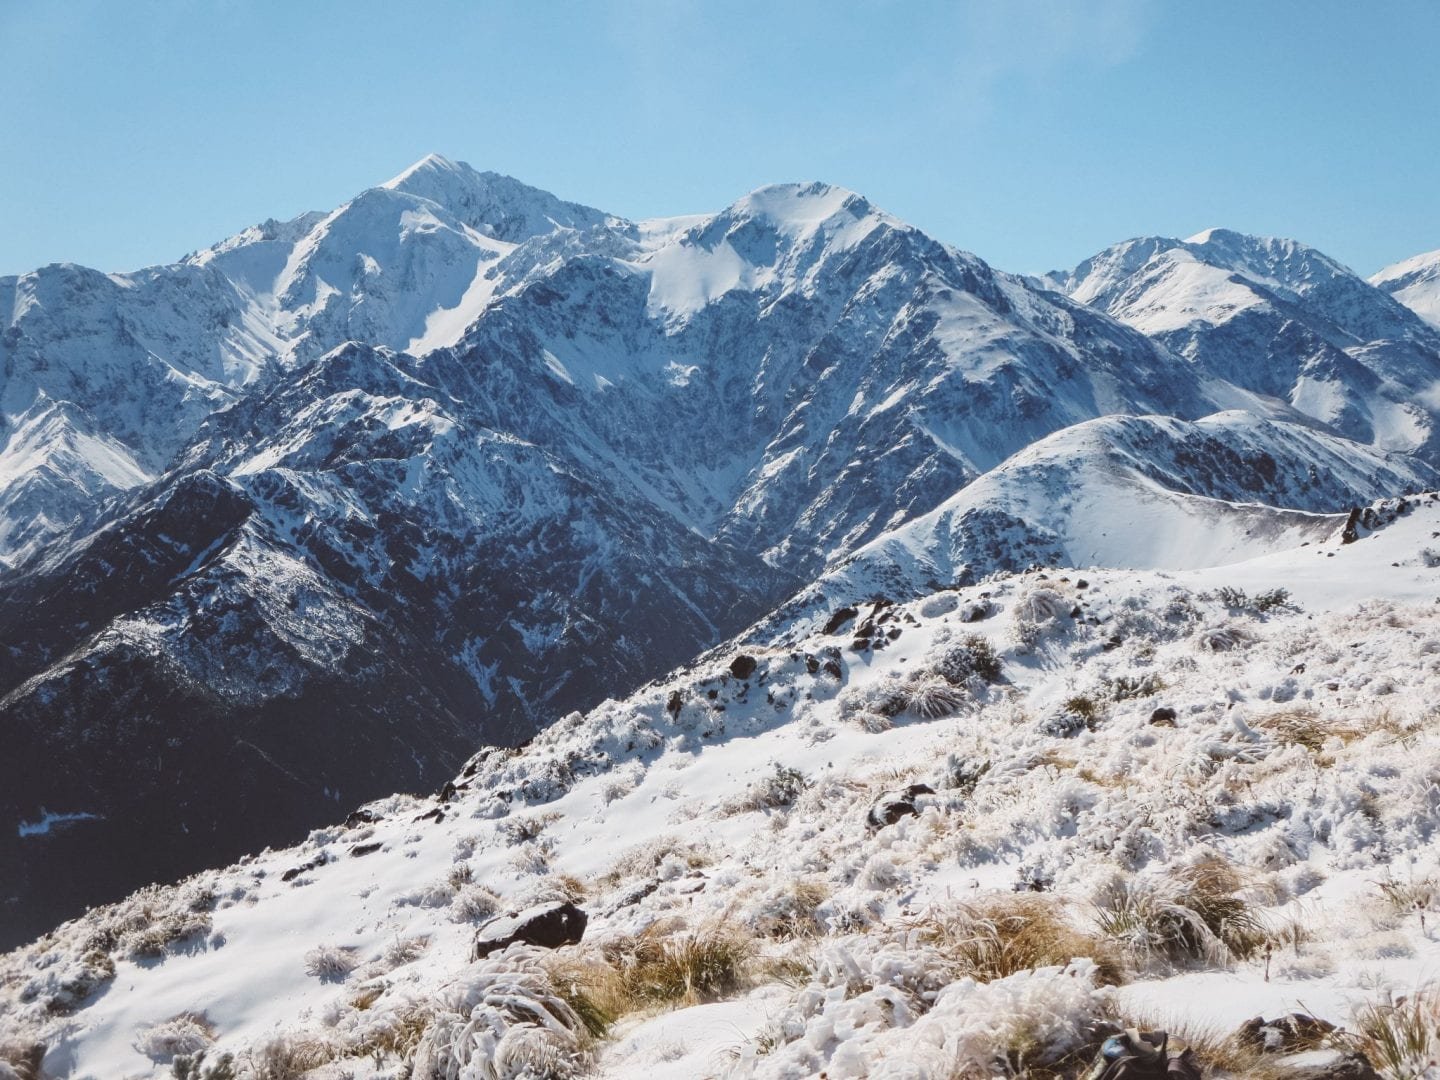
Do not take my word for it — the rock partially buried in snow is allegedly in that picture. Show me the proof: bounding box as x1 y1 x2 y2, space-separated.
865 784 936 829
471 901 588 960
1278 1051 1382 1079
1235 1012 1337 1054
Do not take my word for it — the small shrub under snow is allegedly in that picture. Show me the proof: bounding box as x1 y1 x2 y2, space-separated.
304 944 358 981
133 1012 215 1062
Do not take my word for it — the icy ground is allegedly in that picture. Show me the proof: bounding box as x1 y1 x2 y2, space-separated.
7 497 1440 1078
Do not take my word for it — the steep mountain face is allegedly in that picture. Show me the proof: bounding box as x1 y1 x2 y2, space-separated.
423 184 1268 575
3 159 1434 948
0 157 616 568
0 342 789 948
1047 229 1440 460
1372 248 1440 329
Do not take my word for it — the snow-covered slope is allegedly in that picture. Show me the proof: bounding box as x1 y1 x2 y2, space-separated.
1371 247 1440 329
7 495 1440 1078
793 411 1438 610
1049 229 1440 459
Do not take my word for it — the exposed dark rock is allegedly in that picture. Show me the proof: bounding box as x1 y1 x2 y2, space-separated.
729 654 758 680
866 784 936 829
962 602 993 622
1149 706 1178 727
281 852 330 882
472 901 588 959
823 606 859 635
349 841 382 857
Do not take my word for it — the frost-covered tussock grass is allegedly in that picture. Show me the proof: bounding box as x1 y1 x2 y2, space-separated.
6 499 1440 1077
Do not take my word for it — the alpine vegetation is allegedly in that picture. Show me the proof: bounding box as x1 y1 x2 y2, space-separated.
5 494 1440 1076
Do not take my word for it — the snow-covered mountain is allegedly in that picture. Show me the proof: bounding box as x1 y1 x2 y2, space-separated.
1371 247 1440 329
1047 229 1440 460
7 495 1440 1079
5 158 1438 952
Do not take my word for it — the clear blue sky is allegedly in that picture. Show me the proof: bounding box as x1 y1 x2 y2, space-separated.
2 0 1437 278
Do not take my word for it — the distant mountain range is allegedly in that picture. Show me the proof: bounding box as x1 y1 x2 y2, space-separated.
4 155 1438 945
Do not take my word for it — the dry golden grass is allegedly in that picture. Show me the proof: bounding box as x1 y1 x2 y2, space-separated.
243 1034 339 1080
1256 707 1357 751
1339 987 1440 1078
911 894 1124 986
546 920 759 1035
350 1004 432 1062
1095 856 1268 968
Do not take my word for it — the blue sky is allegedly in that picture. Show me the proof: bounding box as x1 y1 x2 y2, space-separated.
1 0 1436 278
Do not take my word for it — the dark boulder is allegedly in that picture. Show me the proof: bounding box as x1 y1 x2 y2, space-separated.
729 654 758 680
1149 706 1178 727
823 606 859 635
472 901 588 959
866 784 936 829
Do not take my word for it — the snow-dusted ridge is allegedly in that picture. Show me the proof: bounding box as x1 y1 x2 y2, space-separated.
6 496 1440 1077
1372 247 1440 329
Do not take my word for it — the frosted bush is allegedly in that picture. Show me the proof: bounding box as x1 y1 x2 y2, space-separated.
1196 623 1253 652
904 676 967 719
836 675 908 721
409 948 590 1080
397 879 457 909
381 935 429 969
133 1013 214 1061
1014 586 1070 624
933 634 1003 685
304 944 358 981
450 884 502 923
918 593 959 618
859 854 904 890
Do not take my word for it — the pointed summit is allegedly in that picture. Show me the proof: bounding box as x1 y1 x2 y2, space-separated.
380 152 465 191
377 154 615 243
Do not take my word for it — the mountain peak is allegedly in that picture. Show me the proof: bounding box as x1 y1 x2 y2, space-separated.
375 155 615 243
729 181 877 231
380 152 465 191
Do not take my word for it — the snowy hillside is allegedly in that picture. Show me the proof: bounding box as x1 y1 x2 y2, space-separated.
1371 248 1440 329
784 410 1438 614
1048 229 1440 460
6 496 1440 1078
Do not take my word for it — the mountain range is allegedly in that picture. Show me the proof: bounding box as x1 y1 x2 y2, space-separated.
4 154 1439 947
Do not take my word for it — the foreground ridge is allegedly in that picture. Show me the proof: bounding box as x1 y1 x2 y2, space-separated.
5 495 1440 1077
